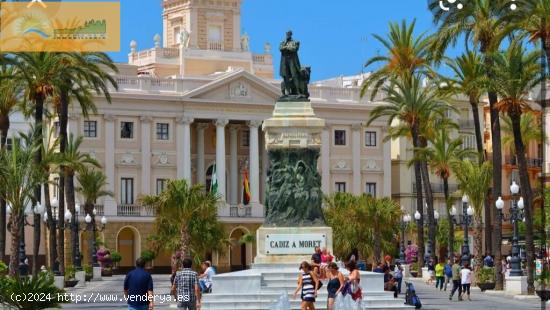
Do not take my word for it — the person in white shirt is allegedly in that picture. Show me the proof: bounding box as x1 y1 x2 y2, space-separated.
460 263 472 301
198 261 215 293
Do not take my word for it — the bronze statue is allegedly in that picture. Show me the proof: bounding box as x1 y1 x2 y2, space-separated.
279 30 310 100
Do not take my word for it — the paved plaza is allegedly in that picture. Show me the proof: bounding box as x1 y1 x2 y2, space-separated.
59 274 547 310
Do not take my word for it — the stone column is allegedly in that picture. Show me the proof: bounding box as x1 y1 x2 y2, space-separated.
176 116 193 181
140 116 152 195
103 114 117 214
260 133 268 204
215 119 228 202
321 126 331 195
196 123 208 186
229 124 240 205
248 120 262 206
352 123 362 195
383 129 392 197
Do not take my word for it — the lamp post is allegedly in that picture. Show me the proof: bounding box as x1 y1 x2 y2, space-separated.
85 208 107 267
456 194 473 267
399 213 411 263
496 181 524 277
414 209 439 265
65 203 84 270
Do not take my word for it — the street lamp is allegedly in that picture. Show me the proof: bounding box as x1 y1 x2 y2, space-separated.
496 181 524 277
85 212 107 267
414 209 439 265
399 213 411 263
14 202 42 276
455 194 473 267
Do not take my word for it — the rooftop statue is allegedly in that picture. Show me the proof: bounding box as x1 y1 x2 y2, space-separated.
279 30 310 101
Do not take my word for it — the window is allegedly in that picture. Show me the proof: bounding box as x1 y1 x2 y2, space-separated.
121 178 134 204
156 123 169 140
53 177 59 198
335 182 346 193
174 26 180 44
241 130 250 147
120 122 134 139
365 182 377 197
208 25 222 42
156 178 168 194
461 134 476 150
53 121 60 137
365 131 377 147
83 120 97 138
334 130 346 146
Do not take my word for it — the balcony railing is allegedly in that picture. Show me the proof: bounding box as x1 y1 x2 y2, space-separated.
94 205 104 216
458 120 476 129
117 204 156 217
412 182 459 194
505 155 542 168
207 40 223 51
229 205 252 217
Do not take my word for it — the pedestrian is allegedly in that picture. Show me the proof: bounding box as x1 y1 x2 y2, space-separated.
326 262 344 310
443 258 453 291
293 261 319 310
460 263 472 301
171 257 200 310
427 258 435 285
123 258 154 310
394 261 404 294
372 262 383 273
345 260 362 302
483 253 494 267
383 255 392 273
198 261 215 293
383 267 398 298
435 258 445 290
449 258 462 301
501 258 508 278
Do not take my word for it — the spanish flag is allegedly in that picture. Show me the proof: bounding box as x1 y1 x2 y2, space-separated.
242 169 251 205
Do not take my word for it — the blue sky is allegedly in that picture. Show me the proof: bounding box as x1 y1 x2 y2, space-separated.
108 0 444 81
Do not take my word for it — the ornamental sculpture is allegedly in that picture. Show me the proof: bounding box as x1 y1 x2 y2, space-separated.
279 30 310 101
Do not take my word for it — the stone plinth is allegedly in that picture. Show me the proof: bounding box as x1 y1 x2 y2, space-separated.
505 275 528 295
75 271 86 288
255 226 333 264
92 266 102 281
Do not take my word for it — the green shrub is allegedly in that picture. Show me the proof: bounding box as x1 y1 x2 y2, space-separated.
0 273 68 310
110 251 122 264
83 264 92 276
477 267 495 284
140 250 156 263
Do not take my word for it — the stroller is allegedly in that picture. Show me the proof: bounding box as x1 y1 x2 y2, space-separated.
404 281 422 309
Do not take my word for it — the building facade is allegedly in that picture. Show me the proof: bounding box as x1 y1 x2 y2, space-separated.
38 0 392 272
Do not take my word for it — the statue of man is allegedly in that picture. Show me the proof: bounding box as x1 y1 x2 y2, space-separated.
279 30 301 96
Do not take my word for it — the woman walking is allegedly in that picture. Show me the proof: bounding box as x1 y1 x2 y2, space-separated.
293 261 319 310
435 258 445 290
345 260 362 302
326 262 344 310
460 263 472 301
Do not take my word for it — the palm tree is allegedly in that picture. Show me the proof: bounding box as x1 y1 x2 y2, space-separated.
0 64 23 262
492 41 544 293
416 125 475 258
62 134 99 268
453 159 492 272
0 138 42 276
364 196 403 262
360 19 435 99
431 0 514 285
76 165 112 265
367 75 448 268
141 180 227 265
501 113 544 154
444 51 487 156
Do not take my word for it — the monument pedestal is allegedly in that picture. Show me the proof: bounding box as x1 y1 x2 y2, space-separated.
505 275 528 295
254 226 333 264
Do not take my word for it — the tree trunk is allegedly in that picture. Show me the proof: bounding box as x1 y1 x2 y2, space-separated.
8 212 21 276
510 110 535 294
65 172 77 268
32 96 44 276
0 120 9 263
180 225 191 259
470 100 484 156
85 202 95 265
443 177 454 258
475 220 483 273
58 90 69 274
374 231 381 263
420 158 436 261
411 124 425 271
57 175 65 274
43 178 57 271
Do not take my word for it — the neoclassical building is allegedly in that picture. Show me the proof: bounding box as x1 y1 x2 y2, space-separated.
38 0 392 272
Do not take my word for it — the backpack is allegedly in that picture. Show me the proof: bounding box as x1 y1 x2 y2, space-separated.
404 282 422 309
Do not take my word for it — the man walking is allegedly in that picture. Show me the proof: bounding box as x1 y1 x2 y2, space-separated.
172 258 201 310
124 258 154 310
449 258 462 301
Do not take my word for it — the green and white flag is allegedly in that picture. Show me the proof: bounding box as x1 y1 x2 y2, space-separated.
210 163 218 194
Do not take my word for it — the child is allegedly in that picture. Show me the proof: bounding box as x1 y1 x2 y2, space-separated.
435 259 445 290
460 263 472 301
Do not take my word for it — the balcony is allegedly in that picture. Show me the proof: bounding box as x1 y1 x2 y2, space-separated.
458 120 476 129
117 204 156 217
504 155 542 168
128 47 180 66
412 182 459 194
94 205 104 216
229 205 252 218
207 40 223 51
